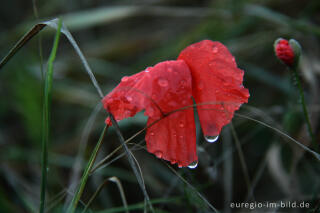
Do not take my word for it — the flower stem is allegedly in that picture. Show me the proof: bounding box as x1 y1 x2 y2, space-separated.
292 66 316 149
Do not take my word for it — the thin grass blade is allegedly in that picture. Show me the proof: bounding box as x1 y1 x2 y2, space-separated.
39 18 62 213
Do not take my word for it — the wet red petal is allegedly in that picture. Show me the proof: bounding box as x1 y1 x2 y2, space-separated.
145 106 197 167
102 60 197 167
178 40 250 137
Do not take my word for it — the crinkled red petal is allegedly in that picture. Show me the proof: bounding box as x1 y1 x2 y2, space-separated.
102 60 197 167
178 40 250 137
146 106 197 168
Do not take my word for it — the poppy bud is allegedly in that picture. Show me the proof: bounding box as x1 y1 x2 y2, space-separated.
274 38 301 68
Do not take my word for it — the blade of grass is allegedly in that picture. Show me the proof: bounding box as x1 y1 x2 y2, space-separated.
108 113 154 212
234 112 320 161
165 164 219 213
39 18 62 213
0 18 104 99
82 177 128 213
67 125 108 213
96 197 181 213
222 126 233 213
64 103 102 209
0 23 46 70
43 19 104 98
229 123 252 196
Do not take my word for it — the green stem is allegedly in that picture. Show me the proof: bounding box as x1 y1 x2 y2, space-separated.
67 125 108 213
39 19 62 213
292 66 316 148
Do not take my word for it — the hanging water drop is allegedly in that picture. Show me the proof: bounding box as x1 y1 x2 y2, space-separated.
205 135 219 143
188 161 198 169
154 151 162 158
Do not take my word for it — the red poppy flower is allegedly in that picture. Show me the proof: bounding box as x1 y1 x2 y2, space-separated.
102 40 249 168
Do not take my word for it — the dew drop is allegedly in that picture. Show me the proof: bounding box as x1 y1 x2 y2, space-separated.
188 161 198 169
124 110 131 116
121 76 129 82
126 96 133 102
179 122 184 128
198 82 204 90
205 135 219 143
167 68 173 73
150 132 155 136
151 94 157 100
154 151 162 158
212 46 219 53
158 78 169 87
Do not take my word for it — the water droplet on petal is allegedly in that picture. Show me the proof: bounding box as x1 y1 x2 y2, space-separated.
158 78 169 87
151 94 157 100
188 161 198 169
126 96 133 102
198 82 204 90
205 135 219 143
154 151 162 158
179 122 184 128
167 68 173 73
212 46 219 53
121 76 129 82
124 110 131 116
150 132 155 136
